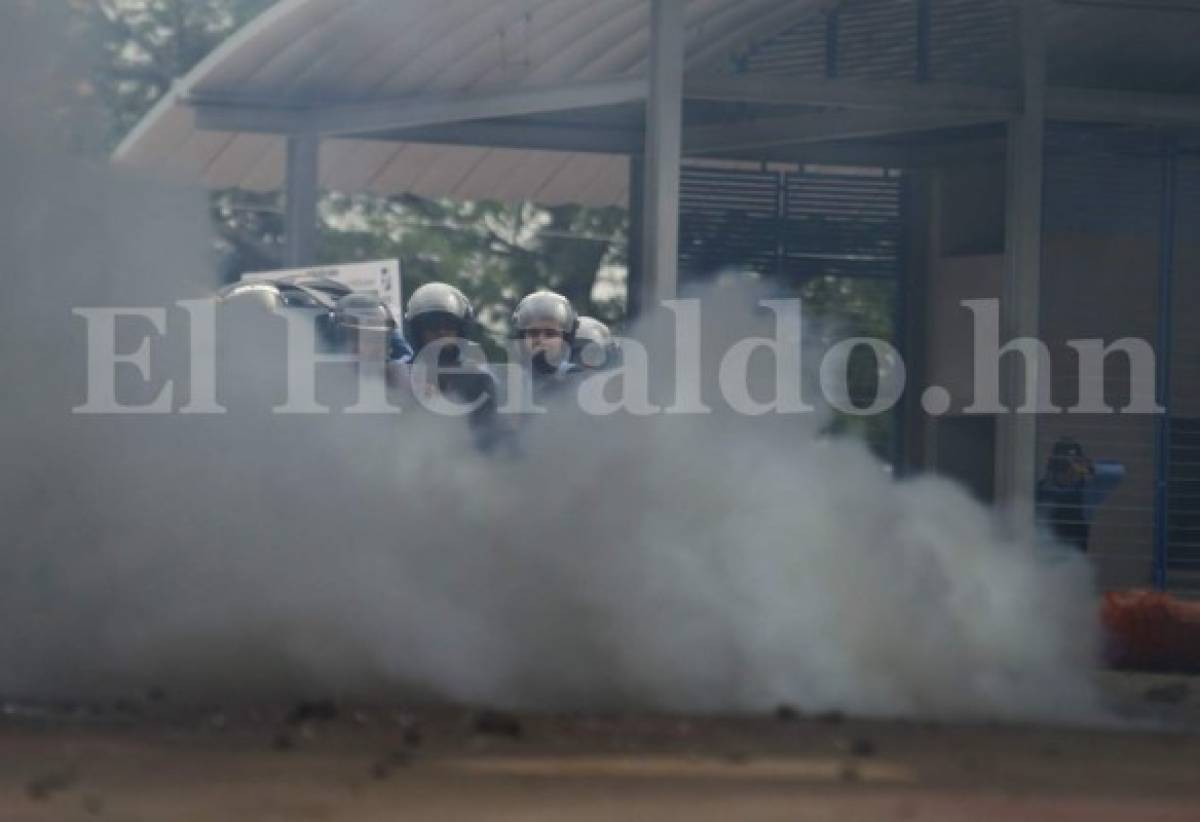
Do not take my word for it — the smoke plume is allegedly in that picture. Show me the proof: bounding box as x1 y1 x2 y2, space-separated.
0 4 1102 723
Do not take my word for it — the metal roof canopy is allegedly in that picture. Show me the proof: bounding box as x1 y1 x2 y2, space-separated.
116 0 1200 207
112 0 1200 530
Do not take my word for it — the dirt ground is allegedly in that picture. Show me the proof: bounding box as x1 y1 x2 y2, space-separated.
2 671 1197 822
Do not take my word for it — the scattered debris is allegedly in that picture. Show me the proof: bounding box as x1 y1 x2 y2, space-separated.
817 710 846 725
848 737 877 757
471 709 523 739
1143 681 1191 705
402 724 424 748
111 698 139 717
26 767 78 801
774 704 801 722
370 751 414 780
287 699 339 725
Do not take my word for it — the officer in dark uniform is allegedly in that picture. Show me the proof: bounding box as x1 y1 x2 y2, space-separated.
1035 437 1126 553
510 290 581 404
403 282 501 449
571 316 621 371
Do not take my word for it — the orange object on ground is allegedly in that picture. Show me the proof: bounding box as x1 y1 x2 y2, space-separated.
1102 590 1200 672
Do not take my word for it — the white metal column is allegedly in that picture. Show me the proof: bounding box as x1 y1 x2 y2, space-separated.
641 0 685 307
997 0 1047 531
285 134 320 267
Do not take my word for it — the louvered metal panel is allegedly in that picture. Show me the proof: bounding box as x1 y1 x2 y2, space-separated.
678 165 782 277
1037 124 1200 593
1166 155 1200 592
677 165 903 282
928 0 1016 87
728 0 1016 87
782 171 902 280
1044 126 1163 236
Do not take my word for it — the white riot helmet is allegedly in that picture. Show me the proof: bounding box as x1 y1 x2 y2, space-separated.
404 282 474 352
511 290 578 341
217 281 286 312
333 292 397 332
572 316 620 369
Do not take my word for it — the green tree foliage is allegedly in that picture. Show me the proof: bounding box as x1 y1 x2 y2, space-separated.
320 194 627 333
77 0 277 150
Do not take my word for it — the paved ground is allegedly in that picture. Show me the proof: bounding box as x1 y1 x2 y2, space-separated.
1 671 1196 821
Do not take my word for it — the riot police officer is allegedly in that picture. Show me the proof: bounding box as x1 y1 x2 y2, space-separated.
403 282 500 447
572 316 620 371
511 290 580 381
333 292 398 363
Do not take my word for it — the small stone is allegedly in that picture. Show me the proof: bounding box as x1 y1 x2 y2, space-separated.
848 737 876 757
471 709 523 739
1143 682 1190 705
26 768 77 801
82 794 105 816
371 751 413 780
838 762 861 782
774 704 801 722
287 699 339 724
272 731 296 752
112 699 137 715
402 725 424 748
817 710 846 725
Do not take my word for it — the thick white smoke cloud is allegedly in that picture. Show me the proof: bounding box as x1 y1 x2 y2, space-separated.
0 5 1102 722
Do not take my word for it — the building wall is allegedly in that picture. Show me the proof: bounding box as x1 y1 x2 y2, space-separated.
1039 232 1159 590
918 159 1193 590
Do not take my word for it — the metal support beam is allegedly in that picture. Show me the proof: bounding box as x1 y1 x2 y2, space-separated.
714 136 1006 169
688 74 1200 128
825 7 841 79
684 109 1003 155
285 133 319 267
916 0 932 82
368 120 644 155
899 171 933 474
641 0 685 307
1153 138 1178 591
1047 86 1200 127
190 77 648 137
627 156 646 320
996 0 1047 533
685 74 1021 114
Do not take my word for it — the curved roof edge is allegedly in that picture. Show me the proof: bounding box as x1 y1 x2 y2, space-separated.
114 0 318 163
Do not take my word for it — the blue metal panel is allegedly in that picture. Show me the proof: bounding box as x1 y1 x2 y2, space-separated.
1165 153 1200 588
1040 124 1164 586
1155 139 1177 590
